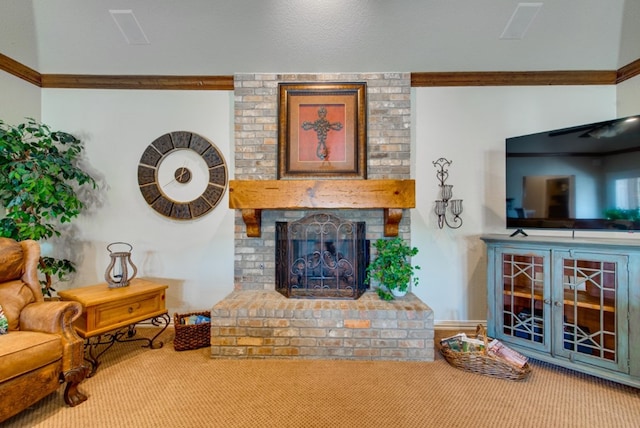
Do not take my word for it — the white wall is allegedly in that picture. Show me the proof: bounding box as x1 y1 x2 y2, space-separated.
8 79 632 325
412 85 617 323
617 75 640 117
0 1 39 122
0 71 40 123
41 89 235 315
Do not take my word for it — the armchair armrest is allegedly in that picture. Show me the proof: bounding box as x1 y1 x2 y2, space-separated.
20 301 85 372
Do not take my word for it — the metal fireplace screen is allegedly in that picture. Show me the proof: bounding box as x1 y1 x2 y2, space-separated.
276 213 368 299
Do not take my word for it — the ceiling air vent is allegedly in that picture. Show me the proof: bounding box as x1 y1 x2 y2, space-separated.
110 9 150 45
500 2 543 40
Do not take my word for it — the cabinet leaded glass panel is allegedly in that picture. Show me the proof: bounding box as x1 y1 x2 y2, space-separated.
501 253 545 344
562 258 617 362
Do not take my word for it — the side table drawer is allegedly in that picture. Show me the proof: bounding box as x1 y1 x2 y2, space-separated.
92 292 165 331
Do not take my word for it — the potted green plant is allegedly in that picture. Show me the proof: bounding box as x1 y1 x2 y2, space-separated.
365 237 420 301
0 118 96 296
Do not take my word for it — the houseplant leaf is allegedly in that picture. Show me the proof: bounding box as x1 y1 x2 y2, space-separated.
0 118 97 296
365 237 420 301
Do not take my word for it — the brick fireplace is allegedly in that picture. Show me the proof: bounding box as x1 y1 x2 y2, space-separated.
210 73 434 361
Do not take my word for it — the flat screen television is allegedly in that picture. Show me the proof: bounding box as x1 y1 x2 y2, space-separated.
506 114 640 233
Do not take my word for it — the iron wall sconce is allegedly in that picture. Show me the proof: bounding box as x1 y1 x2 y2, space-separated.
433 158 463 229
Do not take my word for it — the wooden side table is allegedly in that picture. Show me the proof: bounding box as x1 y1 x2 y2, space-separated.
58 278 170 376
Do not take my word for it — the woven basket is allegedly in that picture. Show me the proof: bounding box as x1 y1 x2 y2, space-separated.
440 324 532 381
173 311 211 351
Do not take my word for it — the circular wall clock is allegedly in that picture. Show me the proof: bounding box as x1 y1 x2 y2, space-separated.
137 131 227 220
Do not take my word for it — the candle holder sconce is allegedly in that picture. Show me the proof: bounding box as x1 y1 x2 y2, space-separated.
433 158 463 229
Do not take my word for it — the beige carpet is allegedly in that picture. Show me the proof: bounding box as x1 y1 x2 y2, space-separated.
4 328 639 428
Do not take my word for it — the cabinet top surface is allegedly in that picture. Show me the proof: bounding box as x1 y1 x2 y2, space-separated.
481 234 640 249
57 278 168 306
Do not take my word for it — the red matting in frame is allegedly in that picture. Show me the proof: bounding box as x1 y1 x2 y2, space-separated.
278 82 366 179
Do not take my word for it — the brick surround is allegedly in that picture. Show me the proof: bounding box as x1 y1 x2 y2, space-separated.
212 72 434 361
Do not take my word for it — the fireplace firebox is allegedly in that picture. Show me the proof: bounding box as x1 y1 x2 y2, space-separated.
276 213 369 299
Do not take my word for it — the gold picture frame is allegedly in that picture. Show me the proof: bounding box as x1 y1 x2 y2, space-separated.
278 82 367 179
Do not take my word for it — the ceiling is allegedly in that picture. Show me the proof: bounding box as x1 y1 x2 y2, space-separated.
1 0 639 76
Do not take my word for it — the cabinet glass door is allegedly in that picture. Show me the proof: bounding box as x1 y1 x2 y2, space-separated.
555 252 627 373
498 249 549 350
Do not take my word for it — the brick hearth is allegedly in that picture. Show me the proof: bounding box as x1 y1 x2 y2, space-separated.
210 290 434 360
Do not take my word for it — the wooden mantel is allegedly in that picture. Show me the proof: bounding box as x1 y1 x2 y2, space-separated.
228 179 415 237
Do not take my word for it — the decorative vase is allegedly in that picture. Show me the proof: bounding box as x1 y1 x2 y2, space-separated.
391 287 408 298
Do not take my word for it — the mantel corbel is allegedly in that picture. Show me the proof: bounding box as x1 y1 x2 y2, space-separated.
228 179 415 238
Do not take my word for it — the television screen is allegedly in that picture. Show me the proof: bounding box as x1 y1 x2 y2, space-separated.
506 114 640 232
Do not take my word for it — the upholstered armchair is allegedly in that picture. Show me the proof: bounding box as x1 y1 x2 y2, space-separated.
0 238 88 422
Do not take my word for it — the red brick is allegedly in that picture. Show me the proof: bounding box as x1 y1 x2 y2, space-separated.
399 339 424 348
265 319 290 328
220 347 247 356
273 328 300 337
219 327 247 336
237 318 264 327
354 348 381 357
210 337 236 346
317 338 343 347
263 337 290 346
300 328 328 337
345 319 371 329
238 337 263 346
273 347 300 356
247 347 273 356
290 338 317 347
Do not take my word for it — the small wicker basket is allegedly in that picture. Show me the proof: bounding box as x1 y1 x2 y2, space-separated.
173 311 211 351
440 324 532 381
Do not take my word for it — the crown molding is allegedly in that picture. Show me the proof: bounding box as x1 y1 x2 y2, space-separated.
617 58 640 84
0 53 41 86
39 74 234 90
1 53 639 89
410 70 617 87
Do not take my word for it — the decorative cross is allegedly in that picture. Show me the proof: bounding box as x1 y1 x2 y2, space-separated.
301 106 343 160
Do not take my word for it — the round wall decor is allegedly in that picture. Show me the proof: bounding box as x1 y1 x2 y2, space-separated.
137 131 227 220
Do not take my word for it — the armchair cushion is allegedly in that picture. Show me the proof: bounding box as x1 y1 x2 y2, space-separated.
0 239 24 283
0 279 36 330
0 332 62 381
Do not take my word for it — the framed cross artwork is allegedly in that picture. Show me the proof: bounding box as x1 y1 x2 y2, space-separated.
277 82 367 179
